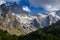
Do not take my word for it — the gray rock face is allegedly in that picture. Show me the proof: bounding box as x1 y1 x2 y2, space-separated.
0 3 36 35
33 12 60 28
0 2 60 35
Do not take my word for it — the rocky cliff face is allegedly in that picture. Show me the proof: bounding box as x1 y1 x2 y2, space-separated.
0 3 36 36
0 2 60 36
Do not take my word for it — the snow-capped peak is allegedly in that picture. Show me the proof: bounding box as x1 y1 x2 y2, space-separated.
0 2 60 34
37 13 48 17
56 15 60 19
49 12 56 17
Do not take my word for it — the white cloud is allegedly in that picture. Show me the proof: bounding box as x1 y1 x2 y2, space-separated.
22 6 31 12
45 5 59 11
0 0 5 5
29 0 60 11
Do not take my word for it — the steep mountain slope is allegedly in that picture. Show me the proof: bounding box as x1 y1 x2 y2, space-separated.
0 3 36 35
42 20 60 34
0 2 60 35
5 2 60 29
0 20 60 40
0 4 24 35
32 11 60 28
18 20 60 40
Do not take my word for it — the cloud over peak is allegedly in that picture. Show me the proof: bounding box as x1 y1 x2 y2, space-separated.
0 0 60 12
29 0 60 11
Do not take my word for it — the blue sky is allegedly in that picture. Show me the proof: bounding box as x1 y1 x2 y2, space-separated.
0 0 60 15
6 0 47 15
18 0 47 15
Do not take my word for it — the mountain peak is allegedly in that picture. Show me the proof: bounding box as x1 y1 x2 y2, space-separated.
49 12 56 17
0 2 60 35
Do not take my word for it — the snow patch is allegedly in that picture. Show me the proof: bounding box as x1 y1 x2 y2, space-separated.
49 12 56 17
38 13 48 17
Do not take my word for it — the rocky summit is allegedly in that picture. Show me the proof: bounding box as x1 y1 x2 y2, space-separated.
0 2 60 36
